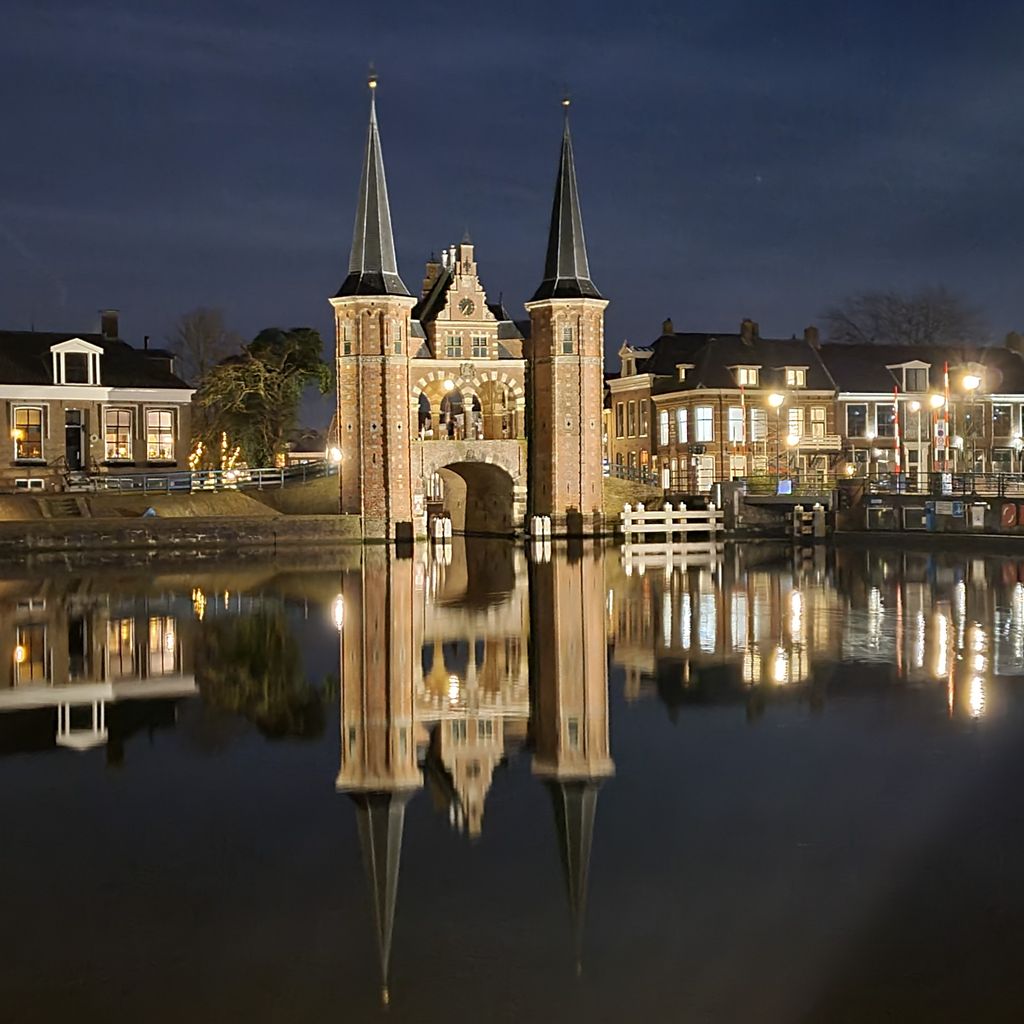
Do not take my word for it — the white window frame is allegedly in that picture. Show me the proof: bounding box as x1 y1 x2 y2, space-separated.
734 366 759 387
788 407 805 438
810 406 827 438
104 407 134 462
750 408 767 442
695 406 713 443
145 408 176 462
727 406 744 443
561 325 574 354
12 405 45 461
675 407 687 443
659 410 669 446
785 367 807 387
50 338 103 385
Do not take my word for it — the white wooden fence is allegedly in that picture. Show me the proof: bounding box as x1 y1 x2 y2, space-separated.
620 502 723 543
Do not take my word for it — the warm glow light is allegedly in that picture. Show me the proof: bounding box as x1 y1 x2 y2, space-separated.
865 430 876 441
443 379 456 392
328 446 342 464
969 676 986 718
930 394 945 409
844 463 856 476
962 373 981 392
11 428 24 441
772 645 788 684
786 433 800 447
909 400 921 412
333 594 345 631
447 674 460 704
768 393 785 409
13 645 26 664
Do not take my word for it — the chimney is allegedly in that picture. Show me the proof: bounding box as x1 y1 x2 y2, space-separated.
740 318 759 345
1006 331 1024 356
803 325 820 349
662 317 674 336
421 254 443 299
100 308 119 340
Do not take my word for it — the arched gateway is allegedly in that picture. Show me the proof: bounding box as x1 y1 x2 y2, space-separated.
331 78 607 540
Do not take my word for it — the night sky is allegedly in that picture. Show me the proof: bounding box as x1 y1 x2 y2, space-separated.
4 0 1024 425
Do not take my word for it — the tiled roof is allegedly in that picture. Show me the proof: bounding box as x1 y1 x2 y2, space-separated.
0 331 191 389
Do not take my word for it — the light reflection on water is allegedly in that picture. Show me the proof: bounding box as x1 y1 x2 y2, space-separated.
2 540 1024 1021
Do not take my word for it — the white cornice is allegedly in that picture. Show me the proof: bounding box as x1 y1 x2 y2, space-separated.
0 385 194 402
608 374 655 393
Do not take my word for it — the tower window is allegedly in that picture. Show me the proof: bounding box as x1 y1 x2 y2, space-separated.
562 326 573 354
342 321 353 356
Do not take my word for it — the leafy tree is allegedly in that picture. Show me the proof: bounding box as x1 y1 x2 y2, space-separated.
194 326 331 466
167 307 243 384
821 286 988 346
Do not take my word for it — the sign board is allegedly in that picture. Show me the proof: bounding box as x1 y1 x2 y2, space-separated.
970 504 986 529
935 501 965 517
940 472 953 496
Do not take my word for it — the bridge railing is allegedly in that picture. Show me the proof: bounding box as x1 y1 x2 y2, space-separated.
864 471 1024 497
620 501 723 542
68 460 337 494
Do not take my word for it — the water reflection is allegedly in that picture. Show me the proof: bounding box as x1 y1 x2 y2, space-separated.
336 540 611 1001
5 541 1024 1018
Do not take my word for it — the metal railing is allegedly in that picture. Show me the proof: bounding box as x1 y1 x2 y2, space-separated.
67 460 337 494
864 471 1024 498
607 463 658 486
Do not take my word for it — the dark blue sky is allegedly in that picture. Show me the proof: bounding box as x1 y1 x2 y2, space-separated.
4 0 1024 399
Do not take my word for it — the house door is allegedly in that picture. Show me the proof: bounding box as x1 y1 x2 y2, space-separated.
65 410 84 471
695 455 715 492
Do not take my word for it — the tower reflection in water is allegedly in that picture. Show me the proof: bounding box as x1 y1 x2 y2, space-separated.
335 539 611 1003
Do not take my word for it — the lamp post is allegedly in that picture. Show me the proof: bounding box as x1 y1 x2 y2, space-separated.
929 394 945 474
786 433 800 481
768 393 785 484
962 373 981 476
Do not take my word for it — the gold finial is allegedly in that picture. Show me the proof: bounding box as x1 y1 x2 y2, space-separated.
368 63 378 90
561 94 571 109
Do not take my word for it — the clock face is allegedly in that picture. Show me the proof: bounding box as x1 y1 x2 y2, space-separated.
458 298 475 316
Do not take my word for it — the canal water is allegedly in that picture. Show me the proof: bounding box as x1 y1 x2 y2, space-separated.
3 540 1024 1023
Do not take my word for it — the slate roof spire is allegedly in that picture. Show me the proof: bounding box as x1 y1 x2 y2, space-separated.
530 97 602 303
336 71 410 298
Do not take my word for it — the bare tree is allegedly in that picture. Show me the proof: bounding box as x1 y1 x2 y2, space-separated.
821 287 988 346
167 307 243 384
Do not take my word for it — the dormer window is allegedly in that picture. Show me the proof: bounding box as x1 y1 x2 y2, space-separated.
734 366 759 387
677 366 687 382
622 357 635 376
785 367 808 387
51 338 102 385
887 361 930 392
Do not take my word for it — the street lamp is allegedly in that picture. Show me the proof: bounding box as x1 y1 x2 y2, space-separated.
768 393 785 483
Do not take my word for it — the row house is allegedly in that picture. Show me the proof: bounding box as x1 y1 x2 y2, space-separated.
608 317 1024 491
819 339 1024 480
609 319 837 491
0 311 194 492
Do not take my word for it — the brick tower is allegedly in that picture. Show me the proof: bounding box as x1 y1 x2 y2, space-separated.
330 75 417 541
525 100 609 534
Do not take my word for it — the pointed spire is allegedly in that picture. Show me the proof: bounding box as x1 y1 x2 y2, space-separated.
352 791 412 1004
336 71 410 298
547 778 603 971
530 97 602 303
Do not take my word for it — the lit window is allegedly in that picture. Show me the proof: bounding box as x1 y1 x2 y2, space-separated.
146 409 175 461
750 408 767 441
659 410 670 446
727 406 744 442
627 401 637 437
695 406 713 442
104 408 133 461
615 402 625 438
562 326 573 354
735 367 759 387
445 335 462 358
471 335 488 358
675 407 687 443
12 407 43 460
639 402 649 437
451 719 468 743
785 367 807 387
810 406 827 438
788 407 805 438
677 366 687 382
